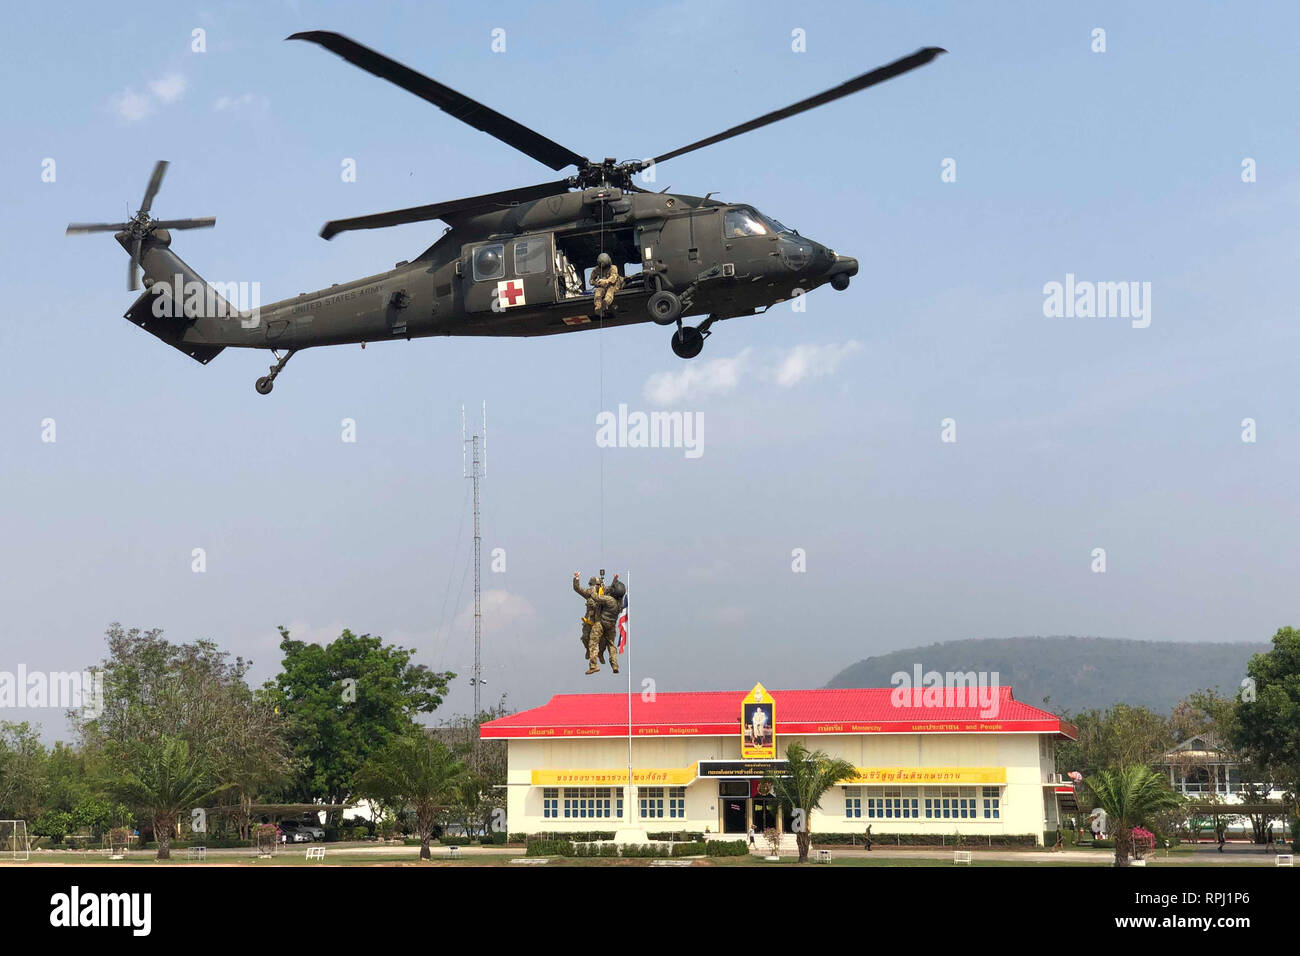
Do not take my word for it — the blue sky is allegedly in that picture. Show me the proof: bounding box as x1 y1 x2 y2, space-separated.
2 1 1298 739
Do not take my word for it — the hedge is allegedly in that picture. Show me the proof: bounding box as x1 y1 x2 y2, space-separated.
524 838 748 859
705 839 750 856
526 839 574 857
524 831 617 842
815 832 1038 848
648 831 706 842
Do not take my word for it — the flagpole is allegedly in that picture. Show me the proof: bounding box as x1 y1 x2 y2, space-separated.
625 571 632 824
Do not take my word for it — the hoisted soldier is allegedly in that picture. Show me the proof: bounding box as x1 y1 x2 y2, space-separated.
573 573 618 675
596 573 625 674
591 252 624 318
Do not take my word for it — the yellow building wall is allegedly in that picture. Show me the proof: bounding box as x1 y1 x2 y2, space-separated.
504 731 1055 844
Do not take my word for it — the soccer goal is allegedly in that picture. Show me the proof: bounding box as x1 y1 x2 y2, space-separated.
255 824 279 859
104 827 131 860
0 821 30 861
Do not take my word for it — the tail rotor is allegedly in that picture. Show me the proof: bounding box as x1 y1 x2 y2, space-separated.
66 161 216 290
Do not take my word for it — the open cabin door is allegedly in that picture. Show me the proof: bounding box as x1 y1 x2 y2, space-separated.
462 234 556 316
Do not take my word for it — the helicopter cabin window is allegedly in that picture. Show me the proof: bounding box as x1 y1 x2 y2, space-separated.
724 207 769 238
513 237 549 277
473 243 505 281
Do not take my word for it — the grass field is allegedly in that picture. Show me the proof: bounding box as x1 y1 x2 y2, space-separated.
3 846 1289 867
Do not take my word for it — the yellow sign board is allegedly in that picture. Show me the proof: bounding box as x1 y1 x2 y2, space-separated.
741 682 776 759
844 767 1007 785
531 766 697 787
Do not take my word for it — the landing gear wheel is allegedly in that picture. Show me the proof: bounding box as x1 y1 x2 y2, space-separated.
648 290 682 325
671 325 705 359
254 348 296 396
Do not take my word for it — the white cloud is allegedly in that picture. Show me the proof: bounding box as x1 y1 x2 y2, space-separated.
214 92 267 112
771 340 863 387
643 348 752 405
109 73 189 122
109 89 154 122
149 73 187 104
451 589 536 636
640 341 862 403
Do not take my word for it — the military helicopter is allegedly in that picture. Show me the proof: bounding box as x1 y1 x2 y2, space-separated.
67 32 944 394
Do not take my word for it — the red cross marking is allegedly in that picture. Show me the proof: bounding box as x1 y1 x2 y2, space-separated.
500 281 524 305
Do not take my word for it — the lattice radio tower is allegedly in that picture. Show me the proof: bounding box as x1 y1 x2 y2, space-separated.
463 403 486 718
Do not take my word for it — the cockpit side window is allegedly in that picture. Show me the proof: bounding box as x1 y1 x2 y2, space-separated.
724 207 769 238
473 243 505 281
513 237 549 276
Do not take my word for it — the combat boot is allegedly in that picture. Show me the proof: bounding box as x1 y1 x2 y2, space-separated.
586 664 599 675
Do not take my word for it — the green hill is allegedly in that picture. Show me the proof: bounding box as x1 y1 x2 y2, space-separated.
824 637 1268 715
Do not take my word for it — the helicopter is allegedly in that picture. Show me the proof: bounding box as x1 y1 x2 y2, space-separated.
67 31 944 394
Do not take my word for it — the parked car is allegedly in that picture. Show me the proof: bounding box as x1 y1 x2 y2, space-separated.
279 820 324 842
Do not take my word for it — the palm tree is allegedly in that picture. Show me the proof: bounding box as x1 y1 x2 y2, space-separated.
355 731 466 860
113 735 233 860
1085 765 1184 866
763 741 859 863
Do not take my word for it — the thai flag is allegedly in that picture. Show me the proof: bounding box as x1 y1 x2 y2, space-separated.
617 587 629 653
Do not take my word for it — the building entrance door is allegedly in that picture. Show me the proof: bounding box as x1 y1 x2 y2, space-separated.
722 796 748 834
751 796 780 832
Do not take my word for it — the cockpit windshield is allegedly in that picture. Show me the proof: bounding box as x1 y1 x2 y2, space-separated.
725 206 798 238
725 207 768 237
763 214 795 234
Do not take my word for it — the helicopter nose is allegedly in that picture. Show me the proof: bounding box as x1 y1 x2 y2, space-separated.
826 254 857 291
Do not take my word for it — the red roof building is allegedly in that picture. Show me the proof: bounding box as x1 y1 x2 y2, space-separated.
481 686 1077 740
484 683 1078 844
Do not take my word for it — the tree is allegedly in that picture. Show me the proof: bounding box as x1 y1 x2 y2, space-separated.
434 701 511 837
1233 627 1300 822
0 722 46 821
42 742 94 816
762 741 858 863
1168 689 1234 743
267 627 454 821
1166 690 1278 844
111 735 233 860
75 623 293 831
1085 765 1183 866
1057 704 1173 780
354 731 466 860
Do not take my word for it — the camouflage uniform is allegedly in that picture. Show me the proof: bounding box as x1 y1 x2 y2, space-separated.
597 577 625 672
589 591 618 672
592 262 624 316
573 575 616 674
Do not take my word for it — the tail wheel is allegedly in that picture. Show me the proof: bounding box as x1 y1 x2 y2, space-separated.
648 290 682 325
671 326 705 359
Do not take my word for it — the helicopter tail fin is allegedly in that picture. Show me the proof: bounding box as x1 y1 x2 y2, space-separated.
124 288 226 364
114 231 248 364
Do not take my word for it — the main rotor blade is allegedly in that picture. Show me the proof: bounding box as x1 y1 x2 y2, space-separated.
651 46 946 165
152 217 216 230
66 222 130 234
319 179 570 240
128 235 142 291
139 160 169 216
288 31 588 172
